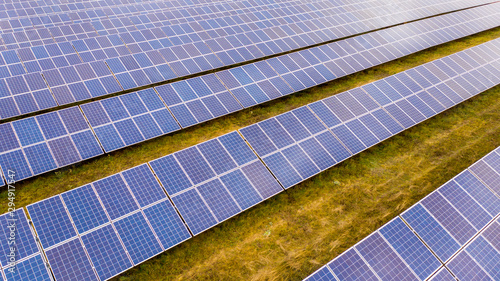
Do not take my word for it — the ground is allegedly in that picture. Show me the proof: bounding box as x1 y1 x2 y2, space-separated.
1 26 500 281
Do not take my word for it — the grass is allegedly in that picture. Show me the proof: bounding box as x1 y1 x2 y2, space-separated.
1 26 499 281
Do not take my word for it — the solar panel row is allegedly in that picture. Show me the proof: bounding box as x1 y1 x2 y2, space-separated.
241 39 500 189
0 0 226 22
305 147 500 281
26 163 192 281
149 131 284 235
0 0 485 38
0 0 495 119
12 37 500 280
1 2 500 183
0 106 103 183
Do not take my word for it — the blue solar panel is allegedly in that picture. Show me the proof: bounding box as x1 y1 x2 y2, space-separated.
447 251 491 281
328 248 379 281
61 184 109 234
114 211 163 264
315 131 352 163
95 173 140 217
422 192 476 245
330 125 365 154
240 161 284 199
197 179 241 221
81 224 132 280
121 164 167 207
175 146 216 185
239 124 278 157
345 119 379 147
171 188 218 235
3 254 52 281
218 131 257 166
483 150 500 173
356 232 419 281
379 218 441 280
282 145 320 179
465 235 500 279
438 181 492 231
323 97 355 122
299 138 337 171
0 209 39 267
45 238 98 281
482 220 500 253
0 106 102 181
143 200 191 250
263 152 302 189
198 138 237 175
81 89 180 152
469 160 500 198
401 203 460 262
27 196 77 248
219 169 262 209
358 113 392 141
395 99 426 124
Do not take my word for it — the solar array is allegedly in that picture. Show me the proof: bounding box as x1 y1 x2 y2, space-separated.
3 2 500 184
26 164 191 280
0 0 495 119
0 106 103 183
149 131 283 235
0 36 494 280
304 147 500 281
240 39 500 188
0 209 52 280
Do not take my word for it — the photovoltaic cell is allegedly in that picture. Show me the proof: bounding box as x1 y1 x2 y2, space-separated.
150 132 282 235
114 211 163 265
45 238 98 281
60 184 109 234
81 224 132 280
379 218 441 280
27 196 77 249
356 232 419 281
142 200 192 250
0 209 39 267
80 89 180 152
328 249 379 281
401 204 460 262
3 254 52 281
447 251 491 281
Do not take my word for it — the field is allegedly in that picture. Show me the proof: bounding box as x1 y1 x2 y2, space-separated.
2 26 500 281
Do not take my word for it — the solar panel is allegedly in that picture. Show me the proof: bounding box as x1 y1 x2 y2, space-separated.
0 6 494 186
149 131 283 235
378 218 441 280
328 248 379 281
81 224 132 280
113 211 164 265
0 209 40 270
3 254 52 281
44 238 98 281
355 232 419 280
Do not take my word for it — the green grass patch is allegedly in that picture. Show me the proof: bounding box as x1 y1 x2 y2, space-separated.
1 27 499 281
